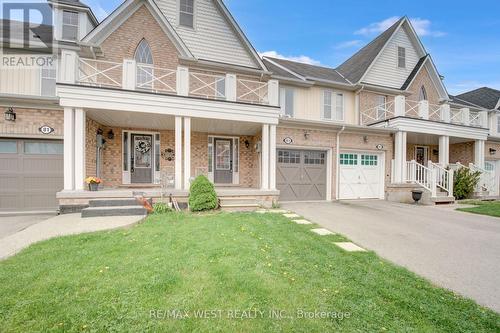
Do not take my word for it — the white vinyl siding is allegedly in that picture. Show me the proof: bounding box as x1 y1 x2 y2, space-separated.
280 87 295 117
363 26 421 89
62 11 79 41
157 0 259 68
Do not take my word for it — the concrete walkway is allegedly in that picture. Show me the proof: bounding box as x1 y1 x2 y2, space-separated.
0 214 56 239
283 200 500 313
0 214 144 260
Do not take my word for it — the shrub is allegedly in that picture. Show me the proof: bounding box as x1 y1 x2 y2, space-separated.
152 202 172 214
453 167 481 200
189 175 218 212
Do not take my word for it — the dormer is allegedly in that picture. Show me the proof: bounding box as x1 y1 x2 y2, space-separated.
50 0 98 43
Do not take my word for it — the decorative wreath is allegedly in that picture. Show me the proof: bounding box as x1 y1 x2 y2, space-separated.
135 140 152 154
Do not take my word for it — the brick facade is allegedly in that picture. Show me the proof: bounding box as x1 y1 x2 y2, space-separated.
450 142 475 165
359 91 395 125
406 66 440 106
0 108 63 138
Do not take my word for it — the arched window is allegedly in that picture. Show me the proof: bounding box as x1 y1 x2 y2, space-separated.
134 39 153 89
419 85 427 101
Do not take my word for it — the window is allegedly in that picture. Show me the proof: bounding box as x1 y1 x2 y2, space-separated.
280 87 294 117
179 0 194 28
215 77 226 99
62 11 79 41
155 134 160 172
304 151 325 165
41 67 56 96
335 93 344 121
135 39 154 89
24 142 63 155
376 95 387 120
323 90 332 120
123 133 129 171
233 138 239 172
208 137 213 173
340 153 358 165
0 141 17 153
361 155 378 166
397 46 406 68
419 86 427 101
278 150 300 164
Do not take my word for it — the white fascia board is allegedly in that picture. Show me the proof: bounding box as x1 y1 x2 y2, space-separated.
49 1 99 26
374 117 489 140
57 85 280 125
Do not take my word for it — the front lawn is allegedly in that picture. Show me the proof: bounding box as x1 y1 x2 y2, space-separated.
457 200 500 218
0 212 498 332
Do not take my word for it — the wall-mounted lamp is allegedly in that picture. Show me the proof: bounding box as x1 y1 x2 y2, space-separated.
432 149 439 156
107 129 115 140
490 148 497 155
244 139 250 149
4 107 16 122
363 136 368 143
304 131 310 140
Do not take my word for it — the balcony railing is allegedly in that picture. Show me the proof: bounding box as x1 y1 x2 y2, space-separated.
59 50 279 107
360 95 487 128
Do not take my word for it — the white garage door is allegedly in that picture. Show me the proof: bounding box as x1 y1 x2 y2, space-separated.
339 152 384 199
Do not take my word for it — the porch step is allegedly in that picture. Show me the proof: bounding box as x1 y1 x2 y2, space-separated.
89 199 139 207
81 205 147 218
431 196 455 204
219 197 262 211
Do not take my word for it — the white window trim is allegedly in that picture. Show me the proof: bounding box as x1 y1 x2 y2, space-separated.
178 0 196 30
208 135 240 185
322 89 333 120
321 90 345 122
61 10 79 42
122 130 161 185
280 87 295 118
334 92 345 122
397 46 406 69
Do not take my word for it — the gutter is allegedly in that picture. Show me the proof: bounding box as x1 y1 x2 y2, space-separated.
335 126 346 200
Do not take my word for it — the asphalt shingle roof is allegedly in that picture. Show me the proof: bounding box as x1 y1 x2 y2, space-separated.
51 0 91 9
455 87 500 110
262 58 300 80
263 57 350 85
336 17 404 84
401 55 428 90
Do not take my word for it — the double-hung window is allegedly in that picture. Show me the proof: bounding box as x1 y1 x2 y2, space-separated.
179 0 194 28
397 46 406 68
322 90 344 121
280 87 294 117
41 66 56 96
62 11 79 41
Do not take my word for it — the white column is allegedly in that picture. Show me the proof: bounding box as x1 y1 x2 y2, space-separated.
225 73 237 101
461 108 470 126
394 95 406 117
394 131 407 183
122 59 136 90
438 136 450 166
475 140 485 169
74 108 86 191
441 104 451 123
269 125 277 190
261 124 270 190
267 80 280 107
183 117 191 190
176 66 189 96
63 108 75 190
418 100 429 119
59 50 78 84
175 116 183 190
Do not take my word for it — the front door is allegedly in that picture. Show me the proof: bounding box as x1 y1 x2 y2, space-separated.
131 134 153 184
415 146 428 166
214 138 233 184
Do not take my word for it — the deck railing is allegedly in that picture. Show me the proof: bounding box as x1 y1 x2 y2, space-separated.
77 58 123 88
136 64 177 94
360 100 395 124
237 78 269 105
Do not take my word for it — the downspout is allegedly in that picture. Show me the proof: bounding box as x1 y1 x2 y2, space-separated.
335 126 346 200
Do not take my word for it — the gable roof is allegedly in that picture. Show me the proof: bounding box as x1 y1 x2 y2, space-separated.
262 58 304 81
82 0 193 58
263 57 351 85
448 95 486 110
455 87 500 111
336 17 404 84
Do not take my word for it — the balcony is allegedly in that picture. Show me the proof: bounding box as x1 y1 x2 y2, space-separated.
59 51 277 107
361 96 488 128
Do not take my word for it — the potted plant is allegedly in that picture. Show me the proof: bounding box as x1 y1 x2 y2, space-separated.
85 177 102 191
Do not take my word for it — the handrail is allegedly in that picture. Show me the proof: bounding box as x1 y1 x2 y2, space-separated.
470 163 495 194
429 161 454 196
405 160 433 193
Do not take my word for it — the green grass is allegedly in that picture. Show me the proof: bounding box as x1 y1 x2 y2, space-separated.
0 212 499 332
457 200 500 218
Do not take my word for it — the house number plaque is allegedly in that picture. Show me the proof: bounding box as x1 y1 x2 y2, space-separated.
39 125 54 135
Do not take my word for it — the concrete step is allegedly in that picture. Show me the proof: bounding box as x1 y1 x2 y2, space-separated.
431 196 455 204
89 199 139 207
81 205 147 218
220 203 261 212
219 197 259 206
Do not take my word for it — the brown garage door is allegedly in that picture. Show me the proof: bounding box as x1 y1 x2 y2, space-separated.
277 149 327 201
0 139 63 212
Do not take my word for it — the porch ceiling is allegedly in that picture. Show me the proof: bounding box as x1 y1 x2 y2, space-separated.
407 132 474 145
86 109 262 135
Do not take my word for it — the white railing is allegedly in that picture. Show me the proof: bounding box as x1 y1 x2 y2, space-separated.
406 160 434 194
237 78 269 104
360 100 394 124
470 163 495 194
77 58 123 88
450 108 464 124
469 111 481 127
428 103 443 122
429 161 454 196
136 64 176 94
189 71 226 100
405 100 420 118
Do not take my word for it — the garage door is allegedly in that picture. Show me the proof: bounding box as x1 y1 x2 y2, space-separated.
339 152 384 199
277 149 327 201
0 139 63 212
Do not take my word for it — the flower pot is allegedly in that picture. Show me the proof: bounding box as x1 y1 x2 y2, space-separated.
89 183 99 191
411 190 423 204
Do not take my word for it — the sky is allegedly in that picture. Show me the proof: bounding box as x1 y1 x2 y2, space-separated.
4 0 500 94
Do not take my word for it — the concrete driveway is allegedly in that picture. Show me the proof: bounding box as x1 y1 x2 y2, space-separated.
283 200 500 313
0 214 56 240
